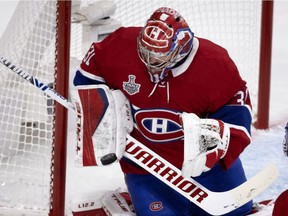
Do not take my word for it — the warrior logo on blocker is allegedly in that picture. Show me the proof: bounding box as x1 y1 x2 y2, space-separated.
123 75 141 95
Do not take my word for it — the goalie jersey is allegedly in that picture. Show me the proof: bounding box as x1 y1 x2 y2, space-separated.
73 26 252 174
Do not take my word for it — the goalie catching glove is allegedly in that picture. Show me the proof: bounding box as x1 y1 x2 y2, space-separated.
71 84 133 166
181 113 230 177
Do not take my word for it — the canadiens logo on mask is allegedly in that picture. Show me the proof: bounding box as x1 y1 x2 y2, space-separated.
137 7 194 83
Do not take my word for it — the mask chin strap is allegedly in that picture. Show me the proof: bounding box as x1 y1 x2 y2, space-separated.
150 73 160 83
149 67 171 83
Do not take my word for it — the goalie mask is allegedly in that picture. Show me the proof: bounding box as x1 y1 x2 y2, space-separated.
137 7 194 83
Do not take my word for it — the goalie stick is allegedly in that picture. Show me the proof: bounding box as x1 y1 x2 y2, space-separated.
0 54 76 113
0 53 278 215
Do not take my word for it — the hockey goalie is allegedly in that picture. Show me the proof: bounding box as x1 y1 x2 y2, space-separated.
0 0 281 215
69 4 277 216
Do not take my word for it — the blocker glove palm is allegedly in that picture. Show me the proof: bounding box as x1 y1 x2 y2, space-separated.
71 84 133 167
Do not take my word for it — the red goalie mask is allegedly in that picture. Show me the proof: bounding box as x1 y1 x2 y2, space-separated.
137 7 194 83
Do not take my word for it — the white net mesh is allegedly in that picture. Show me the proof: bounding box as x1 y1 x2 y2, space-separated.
0 1 57 214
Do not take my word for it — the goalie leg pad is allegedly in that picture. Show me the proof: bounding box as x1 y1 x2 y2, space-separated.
102 191 136 215
71 189 135 216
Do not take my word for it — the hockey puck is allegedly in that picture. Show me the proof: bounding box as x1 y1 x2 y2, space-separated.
101 153 117 165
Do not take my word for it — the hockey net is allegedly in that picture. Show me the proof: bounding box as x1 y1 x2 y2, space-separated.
0 0 263 215
0 1 69 215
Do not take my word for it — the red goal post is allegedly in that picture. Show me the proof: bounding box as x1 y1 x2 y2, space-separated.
50 2 71 216
257 0 274 129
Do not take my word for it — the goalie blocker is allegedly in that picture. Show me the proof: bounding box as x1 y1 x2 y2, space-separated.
71 84 133 166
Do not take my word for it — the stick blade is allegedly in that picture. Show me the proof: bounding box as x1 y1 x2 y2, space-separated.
231 163 278 207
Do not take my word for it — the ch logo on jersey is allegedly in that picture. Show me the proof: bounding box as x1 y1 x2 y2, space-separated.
123 75 141 95
134 109 183 143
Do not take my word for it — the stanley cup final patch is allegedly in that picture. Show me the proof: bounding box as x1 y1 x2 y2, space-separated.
123 75 141 95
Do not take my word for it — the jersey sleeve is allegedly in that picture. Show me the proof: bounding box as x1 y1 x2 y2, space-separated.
73 27 126 87
207 85 252 169
73 42 106 87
